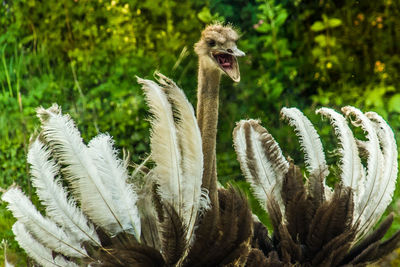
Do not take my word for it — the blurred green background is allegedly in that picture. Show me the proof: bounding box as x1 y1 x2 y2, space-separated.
1 0 400 264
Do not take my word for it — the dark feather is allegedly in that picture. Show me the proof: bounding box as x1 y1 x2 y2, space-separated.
152 183 164 222
184 186 252 267
159 203 187 265
276 224 302 263
251 221 274 255
249 121 289 175
341 213 394 264
311 231 355 266
245 249 268 267
281 161 305 207
265 251 284 266
89 232 165 267
306 184 354 257
375 229 400 260
349 242 380 265
282 162 312 243
266 196 283 236
308 168 327 212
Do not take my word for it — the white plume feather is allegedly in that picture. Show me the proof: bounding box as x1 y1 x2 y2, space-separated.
2 187 87 258
316 107 365 207
12 222 79 267
154 73 205 241
88 133 141 239
37 105 137 237
281 107 331 198
233 119 288 212
358 111 398 235
137 78 184 216
28 138 101 246
341 106 384 233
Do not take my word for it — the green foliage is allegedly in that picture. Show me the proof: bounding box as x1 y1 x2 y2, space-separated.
1 0 400 263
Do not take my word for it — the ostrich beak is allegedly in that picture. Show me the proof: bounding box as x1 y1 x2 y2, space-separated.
212 46 244 82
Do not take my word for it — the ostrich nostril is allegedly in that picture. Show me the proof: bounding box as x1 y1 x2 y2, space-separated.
227 49 233 53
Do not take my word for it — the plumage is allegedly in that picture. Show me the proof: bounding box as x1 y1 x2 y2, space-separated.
152 73 207 241
12 222 79 267
280 108 329 182
316 107 365 202
137 77 184 208
341 106 386 237
2 187 88 258
360 111 398 236
28 138 100 246
87 133 141 238
37 105 137 238
239 106 400 266
233 119 288 213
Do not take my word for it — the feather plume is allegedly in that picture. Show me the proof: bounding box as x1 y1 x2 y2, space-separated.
316 108 365 202
159 203 188 265
281 107 328 177
89 232 165 267
281 107 332 199
136 77 184 217
233 119 288 212
28 138 100 246
2 187 87 258
134 173 161 249
359 112 398 235
342 213 395 264
154 73 206 241
12 222 79 267
87 133 141 239
37 105 135 237
341 106 384 235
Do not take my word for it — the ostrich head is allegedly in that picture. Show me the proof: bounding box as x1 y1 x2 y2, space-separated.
194 23 245 82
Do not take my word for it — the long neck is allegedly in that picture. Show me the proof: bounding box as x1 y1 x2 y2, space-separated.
196 58 221 206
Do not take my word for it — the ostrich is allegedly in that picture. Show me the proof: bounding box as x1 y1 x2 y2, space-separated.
233 106 400 266
2 23 253 266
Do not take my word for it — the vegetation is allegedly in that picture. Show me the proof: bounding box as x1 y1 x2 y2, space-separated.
1 0 400 264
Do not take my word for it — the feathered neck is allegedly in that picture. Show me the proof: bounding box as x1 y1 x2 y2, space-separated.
196 57 221 207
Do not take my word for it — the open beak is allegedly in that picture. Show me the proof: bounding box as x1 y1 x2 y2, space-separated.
212 47 245 82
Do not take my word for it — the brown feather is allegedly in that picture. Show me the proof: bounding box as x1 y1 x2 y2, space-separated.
265 251 284 266
311 230 355 266
349 242 380 265
308 168 327 211
375 229 400 260
90 233 165 267
266 197 283 236
184 186 252 267
159 203 187 265
282 162 312 244
306 185 354 257
276 224 302 264
281 161 305 206
250 121 289 176
245 249 268 267
251 221 274 255
341 213 394 264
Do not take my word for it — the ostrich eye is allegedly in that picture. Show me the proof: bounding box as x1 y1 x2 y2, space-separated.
207 39 216 47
